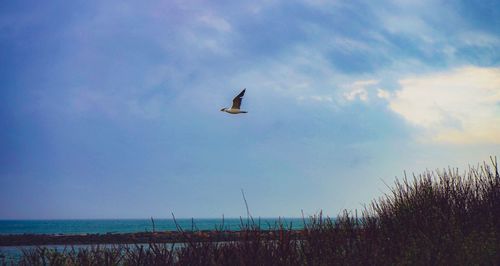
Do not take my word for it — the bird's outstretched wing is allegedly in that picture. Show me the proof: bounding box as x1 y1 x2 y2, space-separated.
231 89 246 110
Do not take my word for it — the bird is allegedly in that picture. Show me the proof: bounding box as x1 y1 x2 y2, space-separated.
221 89 247 114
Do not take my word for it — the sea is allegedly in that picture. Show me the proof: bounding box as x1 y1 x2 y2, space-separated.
0 218 305 235
0 218 305 261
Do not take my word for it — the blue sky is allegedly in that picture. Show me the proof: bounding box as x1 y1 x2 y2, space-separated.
1 0 500 219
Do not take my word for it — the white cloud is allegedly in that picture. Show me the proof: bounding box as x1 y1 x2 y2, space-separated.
388 66 500 144
198 14 232 32
298 95 334 103
352 80 379 87
344 88 368 102
377 89 391 99
310 95 333 102
343 79 379 102
458 31 500 48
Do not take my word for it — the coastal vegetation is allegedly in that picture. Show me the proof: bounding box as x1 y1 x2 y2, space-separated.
2 158 499 265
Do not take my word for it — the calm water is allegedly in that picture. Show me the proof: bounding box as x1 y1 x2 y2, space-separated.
0 218 305 235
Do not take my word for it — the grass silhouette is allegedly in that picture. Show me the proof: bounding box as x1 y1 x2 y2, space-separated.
3 157 499 265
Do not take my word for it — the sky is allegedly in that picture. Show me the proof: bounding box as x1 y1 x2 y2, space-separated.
1 0 500 219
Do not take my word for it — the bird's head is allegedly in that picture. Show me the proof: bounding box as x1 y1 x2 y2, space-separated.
220 108 226 112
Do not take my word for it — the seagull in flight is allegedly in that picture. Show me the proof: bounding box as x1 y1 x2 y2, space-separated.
221 89 247 114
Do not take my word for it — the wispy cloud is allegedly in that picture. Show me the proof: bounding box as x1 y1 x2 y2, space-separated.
298 95 334 103
344 87 368 102
388 66 500 144
198 14 232 32
458 31 500 47
343 80 379 102
376 89 391 99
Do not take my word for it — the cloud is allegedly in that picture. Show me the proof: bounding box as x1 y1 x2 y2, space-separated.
388 66 500 144
298 95 334 103
344 88 368 102
376 89 391 99
458 31 500 48
177 12 234 55
352 80 379 87
343 80 379 102
198 14 232 32
231 46 344 99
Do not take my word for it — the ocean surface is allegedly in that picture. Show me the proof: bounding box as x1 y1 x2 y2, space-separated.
0 218 305 261
0 218 305 235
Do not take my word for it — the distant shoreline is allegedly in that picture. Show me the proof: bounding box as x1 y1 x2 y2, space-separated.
0 230 303 246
